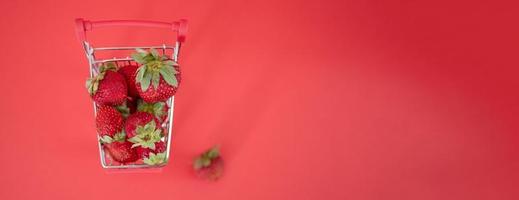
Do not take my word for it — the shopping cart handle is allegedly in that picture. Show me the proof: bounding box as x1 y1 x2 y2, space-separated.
75 18 187 44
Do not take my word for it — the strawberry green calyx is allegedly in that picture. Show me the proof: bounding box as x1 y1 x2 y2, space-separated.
85 62 118 95
100 135 113 144
98 62 118 73
137 100 166 119
143 152 166 165
99 131 126 144
194 146 220 170
128 120 162 149
86 72 105 95
113 131 126 141
115 102 131 118
131 48 179 91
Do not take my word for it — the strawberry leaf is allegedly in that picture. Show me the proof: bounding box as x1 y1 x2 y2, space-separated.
99 62 117 73
151 71 160 89
97 72 105 79
153 102 165 116
146 142 156 150
131 143 141 148
193 146 221 170
86 79 94 95
98 65 105 73
93 80 99 94
128 136 142 145
86 75 102 95
144 152 166 165
129 121 162 150
150 48 159 58
159 66 178 87
143 120 156 130
164 60 179 67
207 147 220 159
137 101 166 120
115 103 130 118
141 72 152 91
131 53 145 63
202 158 211 167
113 131 126 142
100 135 113 144
131 48 180 90
136 66 146 83
194 158 204 169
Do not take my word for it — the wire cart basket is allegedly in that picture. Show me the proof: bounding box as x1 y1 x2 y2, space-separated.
75 18 187 170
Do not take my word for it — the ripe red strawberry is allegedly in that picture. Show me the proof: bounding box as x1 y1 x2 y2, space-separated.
131 48 181 103
124 112 161 138
95 106 123 137
194 146 223 181
103 141 139 164
86 62 128 106
136 140 166 159
137 100 169 122
118 64 140 98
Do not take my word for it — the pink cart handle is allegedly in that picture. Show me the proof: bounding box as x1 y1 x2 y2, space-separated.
75 18 188 44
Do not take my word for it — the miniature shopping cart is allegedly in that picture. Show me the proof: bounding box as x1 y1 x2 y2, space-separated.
75 18 187 169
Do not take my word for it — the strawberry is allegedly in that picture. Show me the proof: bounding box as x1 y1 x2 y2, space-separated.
127 118 163 150
124 112 161 138
95 106 123 137
86 62 128 106
194 146 224 181
136 140 166 159
131 48 181 103
99 132 138 164
137 100 169 122
104 141 139 164
118 64 140 98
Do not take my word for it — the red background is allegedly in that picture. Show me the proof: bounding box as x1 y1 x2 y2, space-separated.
1 0 518 199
